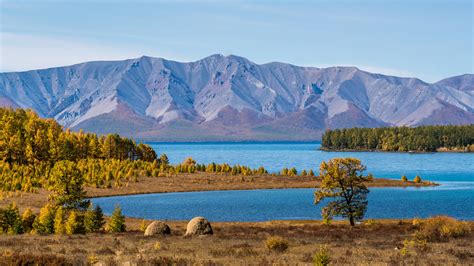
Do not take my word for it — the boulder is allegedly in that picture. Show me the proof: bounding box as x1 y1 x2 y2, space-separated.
185 217 213 236
144 221 171 236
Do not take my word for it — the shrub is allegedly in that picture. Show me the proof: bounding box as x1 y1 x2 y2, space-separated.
414 175 422 183
414 216 470 242
364 219 378 226
265 236 288 252
154 241 161 251
313 245 331 266
401 175 408 182
140 219 147 232
412 217 422 227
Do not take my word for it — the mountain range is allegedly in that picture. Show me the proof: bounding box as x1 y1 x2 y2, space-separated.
1 54 473 141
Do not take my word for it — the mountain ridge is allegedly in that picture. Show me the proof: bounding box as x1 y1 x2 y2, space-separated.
1 54 473 141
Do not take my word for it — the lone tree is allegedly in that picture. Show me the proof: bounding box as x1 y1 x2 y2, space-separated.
314 158 372 226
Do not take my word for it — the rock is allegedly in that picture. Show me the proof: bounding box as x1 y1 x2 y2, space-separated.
185 217 213 236
144 221 171 236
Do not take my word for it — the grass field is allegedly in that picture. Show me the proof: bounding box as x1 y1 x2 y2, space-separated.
0 219 472 265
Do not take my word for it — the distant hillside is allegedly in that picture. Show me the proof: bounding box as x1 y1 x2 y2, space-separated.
1 54 473 141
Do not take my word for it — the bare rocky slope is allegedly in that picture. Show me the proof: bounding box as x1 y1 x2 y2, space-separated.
1 54 473 141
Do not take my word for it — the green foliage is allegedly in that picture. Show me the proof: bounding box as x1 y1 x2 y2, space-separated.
65 210 85 234
33 204 56 234
0 108 160 194
0 202 23 234
314 158 372 226
313 245 331 266
21 208 36 233
84 205 105 233
48 160 89 210
265 236 289 252
107 205 126 233
322 125 474 152
54 207 66 234
401 175 408 182
414 175 422 183
0 108 157 165
140 219 148 232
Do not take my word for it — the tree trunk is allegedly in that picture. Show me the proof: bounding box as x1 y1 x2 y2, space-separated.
349 216 355 226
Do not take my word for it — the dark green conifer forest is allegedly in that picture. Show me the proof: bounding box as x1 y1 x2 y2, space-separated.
321 125 474 152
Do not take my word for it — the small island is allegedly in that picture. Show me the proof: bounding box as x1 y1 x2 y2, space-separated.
321 125 474 152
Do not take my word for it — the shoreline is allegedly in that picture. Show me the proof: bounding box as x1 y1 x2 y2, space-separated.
319 147 473 153
0 173 436 212
86 181 438 200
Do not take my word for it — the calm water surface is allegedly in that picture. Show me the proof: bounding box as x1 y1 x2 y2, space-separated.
91 142 474 221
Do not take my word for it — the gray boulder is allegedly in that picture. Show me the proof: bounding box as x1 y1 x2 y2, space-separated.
144 221 171 236
185 217 213 236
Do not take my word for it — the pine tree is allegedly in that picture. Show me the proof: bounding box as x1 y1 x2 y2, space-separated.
33 204 56 234
107 205 126 233
21 208 36 233
309 169 315 176
54 207 66 234
84 205 105 233
65 210 85 234
48 160 89 210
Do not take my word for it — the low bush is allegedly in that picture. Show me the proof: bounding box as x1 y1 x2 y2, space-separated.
364 219 379 226
313 245 331 266
265 236 289 252
413 216 470 242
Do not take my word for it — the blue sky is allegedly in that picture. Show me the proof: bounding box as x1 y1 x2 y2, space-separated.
0 0 472 82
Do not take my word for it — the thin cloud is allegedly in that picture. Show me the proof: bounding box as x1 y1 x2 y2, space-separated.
0 32 189 72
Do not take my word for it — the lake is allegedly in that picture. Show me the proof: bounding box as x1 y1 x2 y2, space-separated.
91 142 474 221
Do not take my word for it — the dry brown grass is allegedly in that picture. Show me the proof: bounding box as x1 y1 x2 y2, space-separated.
413 216 471 242
0 220 472 265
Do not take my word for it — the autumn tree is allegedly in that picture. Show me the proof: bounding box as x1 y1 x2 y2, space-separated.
84 204 105 233
33 204 56 234
107 205 126 233
314 158 372 226
48 160 89 210
65 210 85 234
54 207 66 234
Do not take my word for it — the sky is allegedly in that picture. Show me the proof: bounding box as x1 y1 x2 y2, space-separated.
0 0 472 82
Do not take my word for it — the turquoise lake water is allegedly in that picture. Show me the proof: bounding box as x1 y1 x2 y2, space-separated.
91 142 474 221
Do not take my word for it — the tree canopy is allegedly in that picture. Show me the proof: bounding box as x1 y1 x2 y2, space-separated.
314 158 372 226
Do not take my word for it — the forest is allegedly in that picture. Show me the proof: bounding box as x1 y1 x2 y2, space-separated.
0 108 278 235
321 125 474 152
0 108 276 193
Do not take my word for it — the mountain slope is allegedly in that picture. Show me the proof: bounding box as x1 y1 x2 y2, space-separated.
1 55 473 141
